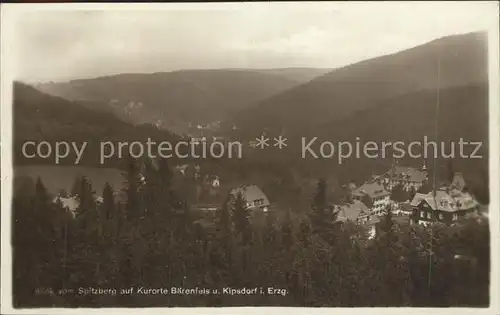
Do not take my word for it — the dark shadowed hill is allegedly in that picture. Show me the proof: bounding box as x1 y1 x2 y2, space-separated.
230 32 488 135
232 83 488 202
13 82 181 167
36 68 328 135
249 68 332 83
315 83 489 191
317 84 488 146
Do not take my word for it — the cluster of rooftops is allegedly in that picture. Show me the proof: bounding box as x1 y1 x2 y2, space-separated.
331 164 477 227
51 162 478 229
410 187 477 212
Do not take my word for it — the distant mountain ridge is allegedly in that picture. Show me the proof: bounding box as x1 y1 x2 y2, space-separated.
246 67 332 82
36 68 330 135
230 31 488 135
220 32 489 200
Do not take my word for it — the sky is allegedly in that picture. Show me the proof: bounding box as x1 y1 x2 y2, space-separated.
6 2 498 82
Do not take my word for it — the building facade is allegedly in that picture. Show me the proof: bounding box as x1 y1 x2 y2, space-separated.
409 187 478 226
334 200 380 239
386 164 428 192
229 184 271 212
352 181 391 216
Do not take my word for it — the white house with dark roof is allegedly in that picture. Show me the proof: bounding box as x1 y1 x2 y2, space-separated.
351 181 391 216
334 200 380 239
229 184 271 212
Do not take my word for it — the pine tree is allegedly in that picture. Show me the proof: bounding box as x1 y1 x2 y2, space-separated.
71 175 83 196
34 177 58 244
232 192 251 246
34 177 50 213
122 157 143 220
310 179 325 230
158 158 173 189
51 196 72 291
216 196 232 240
391 183 408 202
380 203 394 235
310 179 336 242
100 181 118 285
74 176 97 228
117 157 146 304
408 186 417 201
143 158 160 218
313 179 328 212
281 207 294 249
445 159 454 184
143 158 174 220
33 178 67 299
71 175 101 295
13 177 51 305
102 182 115 220
418 180 433 194
263 210 277 244
157 158 175 214
375 203 409 305
207 197 233 287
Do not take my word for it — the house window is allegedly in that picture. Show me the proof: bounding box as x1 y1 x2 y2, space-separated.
420 211 425 218
439 213 444 220
453 213 458 221
426 212 431 219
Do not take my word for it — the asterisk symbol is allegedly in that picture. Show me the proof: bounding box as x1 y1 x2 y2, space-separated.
255 135 269 149
274 136 288 149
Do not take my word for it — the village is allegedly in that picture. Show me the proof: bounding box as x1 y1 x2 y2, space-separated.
181 160 482 240
52 158 483 242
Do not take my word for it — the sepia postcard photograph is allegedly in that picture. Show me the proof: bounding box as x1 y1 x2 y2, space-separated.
1 1 499 314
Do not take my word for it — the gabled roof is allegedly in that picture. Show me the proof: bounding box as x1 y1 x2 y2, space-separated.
230 185 270 207
409 193 428 207
352 181 390 199
389 166 427 183
335 200 370 222
409 188 477 212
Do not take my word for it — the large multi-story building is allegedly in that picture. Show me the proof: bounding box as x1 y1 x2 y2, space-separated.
385 164 428 192
334 200 380 239
351 181 391 216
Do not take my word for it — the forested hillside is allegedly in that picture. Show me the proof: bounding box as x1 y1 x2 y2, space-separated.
12 162 490 307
